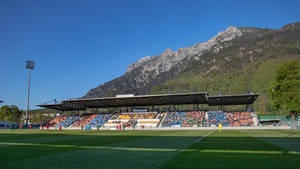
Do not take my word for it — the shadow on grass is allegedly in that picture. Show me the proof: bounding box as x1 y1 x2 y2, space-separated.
0 131 299 169
158 135 300 169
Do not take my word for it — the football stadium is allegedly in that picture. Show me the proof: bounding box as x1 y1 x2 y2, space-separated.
1 1 300 169
1 92 300 169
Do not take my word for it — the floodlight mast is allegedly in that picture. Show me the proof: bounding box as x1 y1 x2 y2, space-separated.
25 60 35 126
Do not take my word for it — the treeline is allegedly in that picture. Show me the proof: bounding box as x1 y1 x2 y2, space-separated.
0 105 54 123
269 60 300 119
0 105 23 123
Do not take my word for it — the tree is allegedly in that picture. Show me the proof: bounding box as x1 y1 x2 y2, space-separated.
9 105 23 123
0 105 12 121
0 105 23 123
0 106 8 121
270 60 300 120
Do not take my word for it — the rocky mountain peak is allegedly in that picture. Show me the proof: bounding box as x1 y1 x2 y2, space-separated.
161 48 174 57
210 26 242 43
126 26 242 74
120 26 244 92
126 56 152 73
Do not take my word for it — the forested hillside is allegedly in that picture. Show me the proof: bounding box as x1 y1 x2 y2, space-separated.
84 22 300 112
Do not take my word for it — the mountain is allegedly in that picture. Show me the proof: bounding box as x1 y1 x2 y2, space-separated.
83 22 300 112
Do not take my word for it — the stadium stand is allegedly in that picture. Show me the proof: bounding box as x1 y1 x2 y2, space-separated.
136 119 160 127
117 112 157 120
161 111 255 127
181 111 206 127
85 113 112 128
60 115 80 127
161 112 187 127
104 112 160 128
44 111 259 129
103 119 127 128
110 113 120 120
119 112 160 127
229 112 254 127
38 92 262 129
47 116 68 127
70 114 98 128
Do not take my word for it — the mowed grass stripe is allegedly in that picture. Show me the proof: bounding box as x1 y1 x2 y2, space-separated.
241 130 300 152
158 130 300 169
0 130 188 148
0 130 209 169
0 130 148 164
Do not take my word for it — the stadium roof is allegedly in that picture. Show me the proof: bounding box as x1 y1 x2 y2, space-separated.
207 94 259 106
37 92 259 111
37 103 69 111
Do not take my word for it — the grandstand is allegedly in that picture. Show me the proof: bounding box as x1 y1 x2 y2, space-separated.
60 115 80 127
47 116 68 127
115 112 161 128
36 92 271 130
160 111 255 127
41 110 259 130
70 114 98 128
85 113 112 129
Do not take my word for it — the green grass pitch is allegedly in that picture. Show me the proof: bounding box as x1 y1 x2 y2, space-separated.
0 129 299 169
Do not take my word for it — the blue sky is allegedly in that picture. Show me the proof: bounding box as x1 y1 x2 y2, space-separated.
1 0 300 109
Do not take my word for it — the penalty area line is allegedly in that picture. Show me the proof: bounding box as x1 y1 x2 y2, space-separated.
195 130 215 143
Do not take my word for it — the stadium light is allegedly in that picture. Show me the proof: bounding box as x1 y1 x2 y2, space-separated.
25 60 35 126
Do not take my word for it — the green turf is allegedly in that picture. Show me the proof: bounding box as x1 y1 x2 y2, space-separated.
0 129 299 169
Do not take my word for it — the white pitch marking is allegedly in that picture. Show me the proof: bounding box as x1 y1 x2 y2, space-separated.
195 130 215 143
